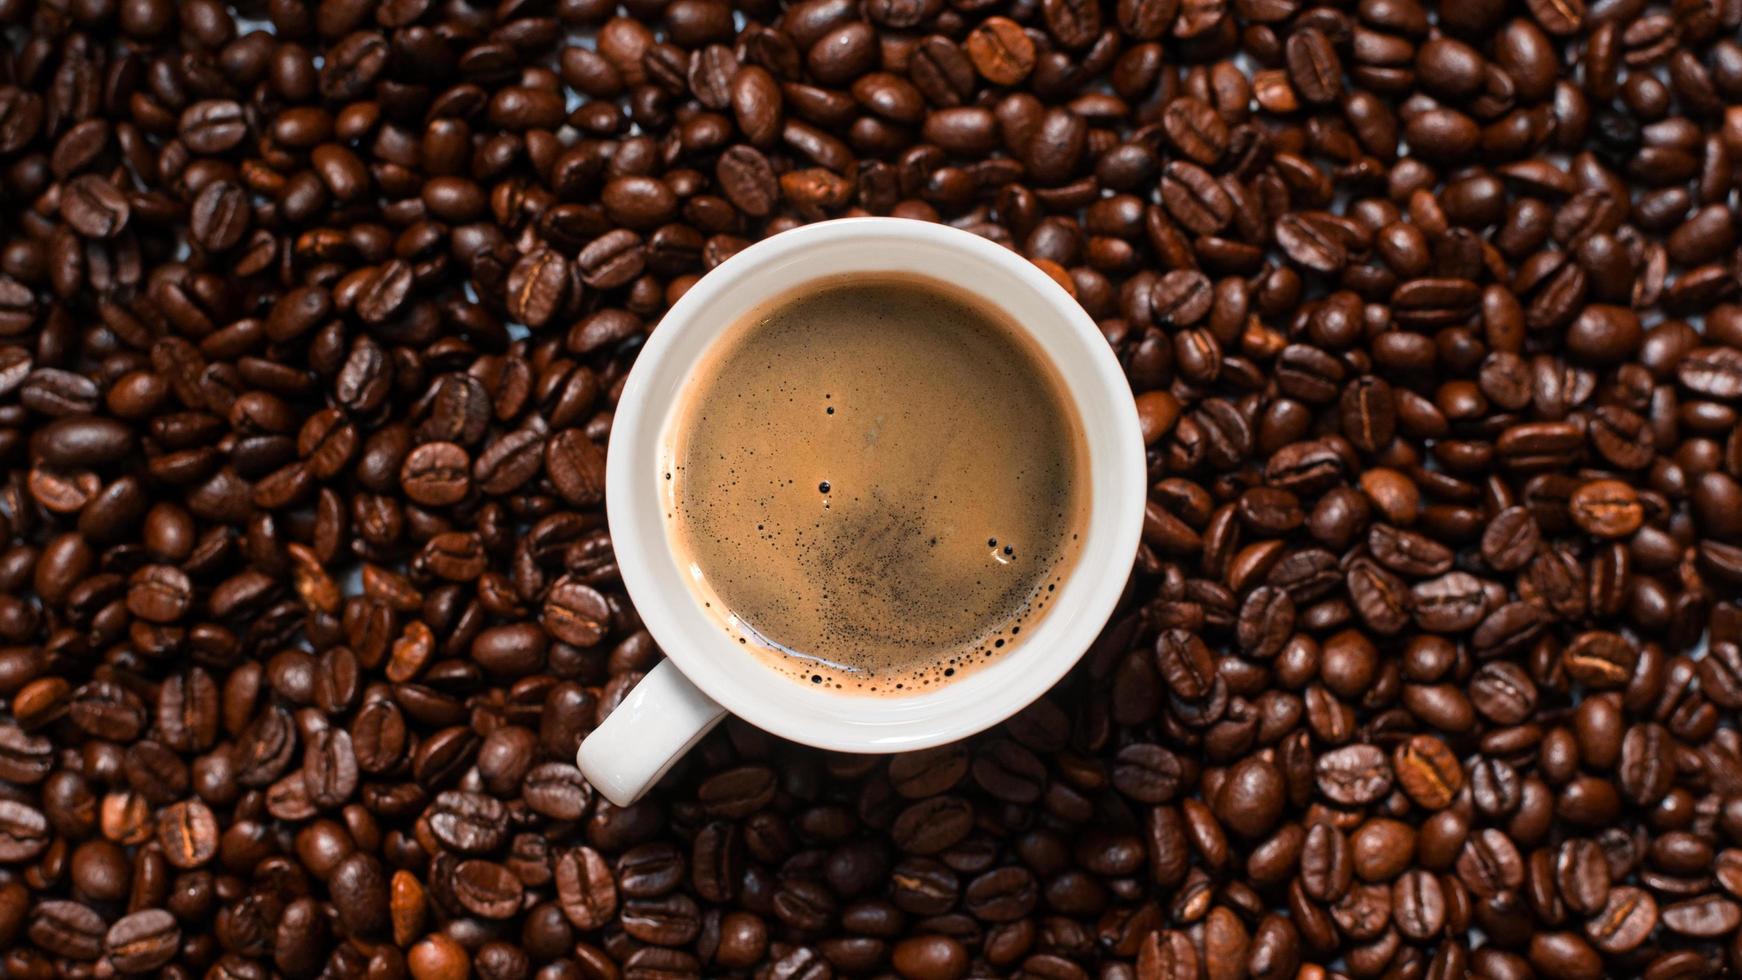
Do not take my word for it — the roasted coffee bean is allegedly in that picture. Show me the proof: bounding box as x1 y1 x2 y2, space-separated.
452 860 525 919
1113 743 1187 803
1393 869 1446 941
965 866 1038 921
1316 744 1393 806
1587 886 1657 954
888 745 969 798
1393 735 1462 810
546 429 608 506
29 900 106 960
1481 506 1541 571
1160 161 1233 235
1660 895 1742 938
0 799 50 861
717 145 779 216
1469 661 1538 725
1162 98 1228 165
1555 838 1611 916
427 791 509 854
964 17 1035 87
1569 479 1644 538
60 175 131 239
556 846 618 929
506 249 571 329
156 799 219 868
576 229 645 288
180 99 249 153
1286 29 1342 105
1154 629 1215 700
1275 213 1347 274
105 909 180 973
1458 829 1525 898
1563 632 1638 688
892 796 973 854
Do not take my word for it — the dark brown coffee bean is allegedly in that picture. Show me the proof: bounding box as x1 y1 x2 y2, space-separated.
156 799 218 868
473 425 544 494
180 99 250 154
1586 886 1657 954
401 441 472 507
1555 839 1610 917
1393 735 1461 810
888 745 969 798
0 87 44 154
1392 870 1445 941
428 791 509 854
1216 756 1286 839
716 145 779 217
1316 744 1392 806
973 740 1046 804
0 799 50 862
302 728 358 807
1411 572 1487 632
542 577 611 648
1481 506 1541 571
964 17 1035 87
1235 585 1293 658
189 180 250 251
1162 97 1228 165
122 565 188 625
1154 629 1215 699
1568 479 1643 538
351 261 413 327
965 866 1038 922
546 429 607 506
1563 631 1638 689
576 229 645 288
1117 0 1177 38
1368 524 1453 577
60 176 131 239
1286 29 1342 104
330 852 389 936
603 176 680 230
892 795 973 854
557 846 619 929
1525 0 1584 34
1660 895 1741 938
616 841 685 898
105 909 180 973
697 765 777 817
453 859 525 919
506 249 571 328
1347 558 1410 635
1300 822 1353 903
29 900 106 960
1160 161 1233 236
910 35 975 107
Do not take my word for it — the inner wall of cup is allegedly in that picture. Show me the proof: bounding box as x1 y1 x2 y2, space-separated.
618 223 1140 736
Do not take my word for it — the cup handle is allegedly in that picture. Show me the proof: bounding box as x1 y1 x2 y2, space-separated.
577 659 728 806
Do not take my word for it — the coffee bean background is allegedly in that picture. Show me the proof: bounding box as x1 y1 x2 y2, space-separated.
2 0 1742 975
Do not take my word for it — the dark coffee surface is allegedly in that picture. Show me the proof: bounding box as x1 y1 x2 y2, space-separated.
669 276 1085 691
6 0 1742 975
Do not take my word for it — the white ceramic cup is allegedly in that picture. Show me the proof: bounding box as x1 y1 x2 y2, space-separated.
577 217 1146 806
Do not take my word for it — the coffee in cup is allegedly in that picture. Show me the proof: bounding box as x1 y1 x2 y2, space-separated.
664 273 1090 693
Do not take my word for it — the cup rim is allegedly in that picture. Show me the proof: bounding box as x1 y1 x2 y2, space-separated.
605 217 1145 752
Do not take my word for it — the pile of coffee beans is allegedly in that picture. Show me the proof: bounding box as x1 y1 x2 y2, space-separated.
4 0 1742 975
